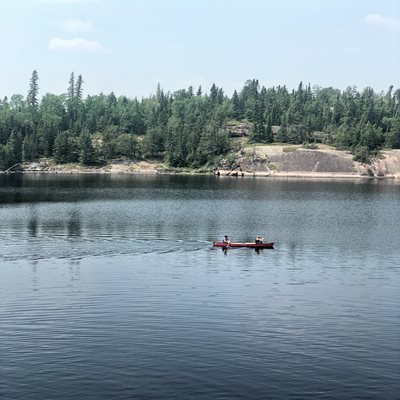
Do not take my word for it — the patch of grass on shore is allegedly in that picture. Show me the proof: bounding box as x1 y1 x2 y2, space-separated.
162 167 212 174
283 146 298 153
302 142 319 150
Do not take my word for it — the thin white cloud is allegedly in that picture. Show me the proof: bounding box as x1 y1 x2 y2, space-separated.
51 19 93 33
365 14 400 30
48 37 102 52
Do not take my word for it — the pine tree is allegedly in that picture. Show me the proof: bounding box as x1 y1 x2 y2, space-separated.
27 70 39 109
75 74 84 99
22 133 38 162
210 84 218 104
265 115 273 143
7 131 23 164
232 90 241 119
385 117 400 148
68 72 75 101
67 72 76 129
250 99 266 143
79 131 96 165
53 131 70 163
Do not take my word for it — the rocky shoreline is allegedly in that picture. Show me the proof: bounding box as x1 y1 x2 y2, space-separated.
216 145 400 179
2 145 400 179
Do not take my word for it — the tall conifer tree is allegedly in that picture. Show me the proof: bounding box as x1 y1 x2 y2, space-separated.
27 70 39 109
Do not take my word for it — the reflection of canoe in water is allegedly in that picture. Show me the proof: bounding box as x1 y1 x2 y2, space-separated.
212 241 274 249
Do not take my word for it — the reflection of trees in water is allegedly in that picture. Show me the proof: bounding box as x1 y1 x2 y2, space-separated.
31 260 39 289
28 215 38 237
67 210 81 237
69 258 81 281
26 208 82 237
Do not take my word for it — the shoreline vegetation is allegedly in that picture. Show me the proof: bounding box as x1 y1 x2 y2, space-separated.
4 145 400 179
1 73 400 178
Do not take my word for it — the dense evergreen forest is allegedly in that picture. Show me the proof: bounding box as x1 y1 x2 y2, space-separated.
1 71 399 170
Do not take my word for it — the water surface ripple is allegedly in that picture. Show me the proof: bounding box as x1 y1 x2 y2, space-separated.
0 174 399 399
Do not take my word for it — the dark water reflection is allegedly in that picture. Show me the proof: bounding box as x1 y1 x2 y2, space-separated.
0 174 399 399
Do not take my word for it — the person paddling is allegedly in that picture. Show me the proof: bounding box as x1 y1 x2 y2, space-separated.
223 235 231 245
255 235 264 244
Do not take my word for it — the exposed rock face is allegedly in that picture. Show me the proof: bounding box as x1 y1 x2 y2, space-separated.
229 145 400 178
371 150 400 177
267 149 355 173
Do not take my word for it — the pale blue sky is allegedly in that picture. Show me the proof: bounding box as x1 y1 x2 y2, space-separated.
0 0 399 98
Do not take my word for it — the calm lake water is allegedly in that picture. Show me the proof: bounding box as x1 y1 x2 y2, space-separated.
0 174 399 399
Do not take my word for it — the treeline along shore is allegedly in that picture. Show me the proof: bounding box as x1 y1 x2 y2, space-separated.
1 71 400 178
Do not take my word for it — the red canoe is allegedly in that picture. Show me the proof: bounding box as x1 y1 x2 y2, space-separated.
213 241 274 249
